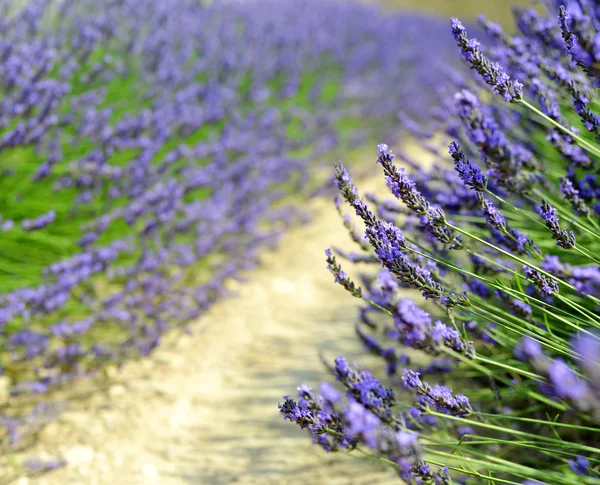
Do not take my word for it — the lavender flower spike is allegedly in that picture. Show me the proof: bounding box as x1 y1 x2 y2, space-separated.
377 144 463 249
21 210 56 231
523 266 559 297
402 369 472 417
325 249 362 298
449 141 487 192
450 18 523 102
539 200 576 249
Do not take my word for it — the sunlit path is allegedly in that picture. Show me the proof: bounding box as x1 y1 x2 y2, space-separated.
27 180 397 485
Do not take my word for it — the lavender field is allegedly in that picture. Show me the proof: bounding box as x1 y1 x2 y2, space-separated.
1 0 600 484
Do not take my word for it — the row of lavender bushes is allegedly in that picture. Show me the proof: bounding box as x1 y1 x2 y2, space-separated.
0 0 465 473
281 0 600 483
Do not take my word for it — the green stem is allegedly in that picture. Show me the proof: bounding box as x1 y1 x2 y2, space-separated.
475 412 600 433
441 347 567 410
520 98 600 159
427 411 599 454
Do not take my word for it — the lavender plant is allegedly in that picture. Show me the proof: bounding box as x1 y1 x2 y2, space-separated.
0 0 466 469
282 1 600 483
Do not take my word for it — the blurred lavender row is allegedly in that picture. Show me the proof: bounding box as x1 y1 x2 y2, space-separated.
0 0 461 453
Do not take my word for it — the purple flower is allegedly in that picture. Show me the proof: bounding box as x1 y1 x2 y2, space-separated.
402 369 472 417
21 210 56 231
334 356 396 421
451 18 523 102
568 455 590 476
326 249 362 298
344 401 380 448
458 426 474 438
319 382 342 403
482 199 507 229
377 144 462 249
561 177 590 216
539 200 576 249
572 332 600 386
453 89 537 192
515 336 543 361
523 266 559 297
449 141 487 192
548 359 590 401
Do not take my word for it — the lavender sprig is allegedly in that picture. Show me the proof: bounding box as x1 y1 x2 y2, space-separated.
449 141 487 192
325 249 362 298
450 18 523 102
539 200 576 249
523 266 559 297
334 162 466 307
402 369 473 417
376 144 463 250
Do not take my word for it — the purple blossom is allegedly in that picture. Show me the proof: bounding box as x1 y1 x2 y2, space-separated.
325 249 362 298
568 455 590 476
561 177 590 216
539 200 576 249
453 89 537 192
572 331 600 386
319 382 342 404
523 266 559 297
333 356 396 421
344 401 380 448
451 18 523 102
449 141 487 192
548 359 590 401
21 210 56 231
515 336 543 362
377 144 462 249
458 426 474 438
402 369 472 417
482 198 507 229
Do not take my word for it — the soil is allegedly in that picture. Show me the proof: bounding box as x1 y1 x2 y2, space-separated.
17 171 400 485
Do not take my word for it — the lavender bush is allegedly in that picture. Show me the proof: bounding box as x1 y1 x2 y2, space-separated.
282 1 600 483
0 0 467 465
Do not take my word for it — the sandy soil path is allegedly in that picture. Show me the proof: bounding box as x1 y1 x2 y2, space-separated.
21 176 398 485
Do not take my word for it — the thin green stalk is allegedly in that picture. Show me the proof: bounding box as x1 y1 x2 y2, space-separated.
449 221 600 307
574 245 600 266
425 458 523 485
441 347 567 411
361 295 393 316
475 412 600 433
427 411 599 454
408 235 597 344
488 188 600 254
520 98 600 159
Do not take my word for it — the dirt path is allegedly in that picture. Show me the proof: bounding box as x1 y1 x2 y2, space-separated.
21 174 398 485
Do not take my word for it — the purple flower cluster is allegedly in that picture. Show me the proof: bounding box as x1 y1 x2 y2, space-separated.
333 356 397 422
516 335 600 419
282 2 600 483
402 369 473 417
449 141 487 192
392 298 475 358
279 383 350 452
335 162 468 308
0 0 467 453
539 200 576 249
377 144 463 249
542 256 600 297
451 18 523 102
523 266 559 297
325 249 362 298
281 361 426 475
21 210 56 232
453 89 538 192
